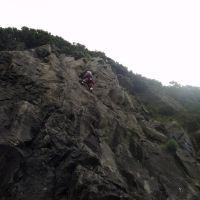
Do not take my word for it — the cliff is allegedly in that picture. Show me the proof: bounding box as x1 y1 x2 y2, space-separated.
0 30 200 200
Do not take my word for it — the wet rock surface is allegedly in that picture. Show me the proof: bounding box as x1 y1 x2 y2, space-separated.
0 45 200 200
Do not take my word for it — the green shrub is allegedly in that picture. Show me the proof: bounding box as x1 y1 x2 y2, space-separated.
162 139 179 153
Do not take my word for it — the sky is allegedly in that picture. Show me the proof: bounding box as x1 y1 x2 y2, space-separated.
1 0 200 86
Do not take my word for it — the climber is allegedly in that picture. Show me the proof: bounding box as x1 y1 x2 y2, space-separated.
81 70 95 92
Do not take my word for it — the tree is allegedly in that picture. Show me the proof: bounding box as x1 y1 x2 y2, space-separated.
169 81 181 88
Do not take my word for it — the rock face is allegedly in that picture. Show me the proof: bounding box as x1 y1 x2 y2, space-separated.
0 45 200 200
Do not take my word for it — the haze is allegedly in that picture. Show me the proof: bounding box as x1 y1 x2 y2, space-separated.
1 0 200 86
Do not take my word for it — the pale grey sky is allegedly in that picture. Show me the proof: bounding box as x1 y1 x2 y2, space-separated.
1 0 200 86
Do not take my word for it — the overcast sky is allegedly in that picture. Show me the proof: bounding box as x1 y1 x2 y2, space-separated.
1 0 200 86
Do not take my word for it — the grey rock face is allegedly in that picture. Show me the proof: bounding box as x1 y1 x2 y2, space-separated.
0 47 200 200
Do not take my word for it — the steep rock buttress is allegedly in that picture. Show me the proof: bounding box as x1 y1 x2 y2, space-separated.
0 45 200 200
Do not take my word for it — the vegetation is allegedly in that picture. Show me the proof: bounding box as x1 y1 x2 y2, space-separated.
162 139 179 153
0 26 97 59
